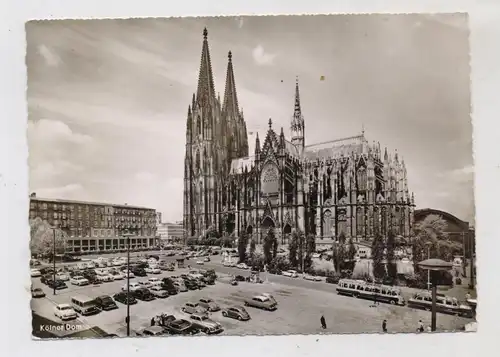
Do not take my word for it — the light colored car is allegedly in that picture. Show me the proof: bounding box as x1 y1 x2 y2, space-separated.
54 303 77 321
148 277 161 285
188 271 204 280
70 276 89 286
282 270 299 278
149 285 169 298
303 274 322 282
189 313 223 334
30 269 42 277
86 261 96 269
76 262 87 270
141 326 165 336
236 263 249 270
145 266 161 274
122 282 141 292
244 295 278 311
181 302 208 315
55 272 69 281
222 261 236 267
97 274 114 283
138 280 153 288
123 270 135 278
109 270 125 280
94 268 109 276
198 297 220 312
196 260 204 265
174 281 188 292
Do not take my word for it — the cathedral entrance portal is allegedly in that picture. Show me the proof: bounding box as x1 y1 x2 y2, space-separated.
283 224 292 245
260 216 275 244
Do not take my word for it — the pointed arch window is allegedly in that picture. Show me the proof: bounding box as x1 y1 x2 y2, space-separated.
195 150 201 173
357 167 367 191
197 116 202 136
356 207 364 237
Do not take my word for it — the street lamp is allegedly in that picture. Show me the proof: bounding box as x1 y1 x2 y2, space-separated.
52 227 57 296
417 258 453 332
122 229 135 337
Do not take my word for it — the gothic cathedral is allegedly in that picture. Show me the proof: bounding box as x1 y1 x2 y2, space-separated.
183 29 415 245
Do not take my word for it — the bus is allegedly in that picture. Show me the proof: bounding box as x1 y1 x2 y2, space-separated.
407 292 473 318
336 279 406 306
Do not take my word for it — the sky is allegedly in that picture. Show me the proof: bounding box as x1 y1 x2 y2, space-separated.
26 14 474 224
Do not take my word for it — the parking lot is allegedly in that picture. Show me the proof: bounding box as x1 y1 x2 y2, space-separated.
31 261 472 336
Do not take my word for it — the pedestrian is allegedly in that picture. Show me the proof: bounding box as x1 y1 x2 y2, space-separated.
150 317 155 326
320 315 327 329
465 292 471 301
382 319 387 333
417 320 424 333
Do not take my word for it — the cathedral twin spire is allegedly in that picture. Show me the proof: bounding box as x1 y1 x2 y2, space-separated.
291 77 305 150
196 28 216 105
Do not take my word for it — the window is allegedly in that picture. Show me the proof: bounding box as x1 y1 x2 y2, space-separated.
261 164 279 195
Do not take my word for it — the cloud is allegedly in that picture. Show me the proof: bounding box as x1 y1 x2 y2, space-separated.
32 161 83 180
252 45 276 66
37 44 61 67
29 119 93 145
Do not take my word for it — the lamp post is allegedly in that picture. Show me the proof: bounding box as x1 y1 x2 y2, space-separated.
417 258 453 332
122 230 134 337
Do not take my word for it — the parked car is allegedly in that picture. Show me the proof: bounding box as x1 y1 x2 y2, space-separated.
122 282 141 292
203 256 211 262
184 279 199 290
54 303 77 321
161 278 179 295
96 274 114 283
174 281 188 292
145 266 161 274
196 260 204 265
198 297 220 312
181 302 208 315
236 263 249 270
131 267 147 277
223 261 237 267
141 326 165 337
244 295 278 311
282 270 299 278
70 276 89 286
303 274 322 282
70 295 100 316
188 270 204 279
138 280 153 289
30 269 42 278
163 319 200 335
109 270 125 280
47 279 68 290
221 305 251 321
189 313 223 334
113 292 137 305
149 285 169 298
31 287 46 298
133 287 156 301
94 295 118 311
325 275 341 284
148 277 161 286
53 272 69 281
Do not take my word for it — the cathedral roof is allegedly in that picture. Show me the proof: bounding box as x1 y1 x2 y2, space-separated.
304 134 368 160
284 140 300 157
230 156 255 174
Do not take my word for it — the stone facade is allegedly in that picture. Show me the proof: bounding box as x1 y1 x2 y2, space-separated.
183 29 415 244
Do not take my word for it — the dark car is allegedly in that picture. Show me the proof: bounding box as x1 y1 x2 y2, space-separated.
235 275 246 282
133 288 155 301
184 279 199 290
40 274 52 285
147 254 160 261
161 278 178 295
40 267 55 275
164 319 200 335
113 292 137 305
94 295 118 311
47 279 67 290
82 271 100 285
131 267 147 277
196 278 206 288
325 275 340 284
156 314 176 327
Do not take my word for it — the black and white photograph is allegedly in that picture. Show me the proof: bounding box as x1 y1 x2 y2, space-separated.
26 14 477 338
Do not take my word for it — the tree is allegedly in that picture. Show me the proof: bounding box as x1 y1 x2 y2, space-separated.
304 233 316 270
263 228 277 264
237 232 249 263
30 217 67 258
347 238 357 261
288 230 299 268
333 232 347 272
412 214 450 274
386 230 398 280
249 239 256 259
371 232 385 280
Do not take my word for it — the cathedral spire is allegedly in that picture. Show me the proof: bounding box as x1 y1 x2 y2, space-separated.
196 28 216 105
255 133 261 155
222 51 240 118
291 76 305 151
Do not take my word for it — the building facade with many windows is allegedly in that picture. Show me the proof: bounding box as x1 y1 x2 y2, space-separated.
29 194 158 253
157 221 184 244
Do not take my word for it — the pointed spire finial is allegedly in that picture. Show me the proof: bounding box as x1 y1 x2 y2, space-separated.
362 123 365 136
268 118 272 129
228 51 232 61
203 27 208 39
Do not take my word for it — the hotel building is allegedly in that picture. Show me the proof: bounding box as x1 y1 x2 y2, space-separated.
29 193 158 253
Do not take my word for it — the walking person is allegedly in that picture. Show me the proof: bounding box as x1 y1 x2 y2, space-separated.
150 317 155 326
320 315 327 329
382 319 387 333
